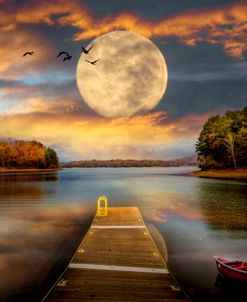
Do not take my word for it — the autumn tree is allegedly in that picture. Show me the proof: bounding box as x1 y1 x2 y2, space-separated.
0 142 10 168
0 140 59 169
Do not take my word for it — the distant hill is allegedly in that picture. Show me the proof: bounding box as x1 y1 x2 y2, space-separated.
61 155 197 168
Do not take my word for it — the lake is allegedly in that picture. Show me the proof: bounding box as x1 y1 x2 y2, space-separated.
0 167 246 302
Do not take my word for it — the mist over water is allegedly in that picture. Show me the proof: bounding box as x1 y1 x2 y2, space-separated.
0 167 246 302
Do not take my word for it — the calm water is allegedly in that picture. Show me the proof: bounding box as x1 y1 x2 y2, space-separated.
0 167 246 302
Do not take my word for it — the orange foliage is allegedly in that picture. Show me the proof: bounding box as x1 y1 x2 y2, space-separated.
0 140 58 168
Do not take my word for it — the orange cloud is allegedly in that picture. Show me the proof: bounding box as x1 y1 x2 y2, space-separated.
68 2 247 58
0 111 209 160
0 29 52 79
0 96 80 115
1 1 246 58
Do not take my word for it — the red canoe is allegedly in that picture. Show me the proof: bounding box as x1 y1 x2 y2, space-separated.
214 256 247 282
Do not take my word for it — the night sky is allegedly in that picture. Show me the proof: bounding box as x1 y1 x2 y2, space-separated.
0 0 246 160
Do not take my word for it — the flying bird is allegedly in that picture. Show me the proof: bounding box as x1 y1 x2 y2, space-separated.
85 59 100 65
63 55 72 61
81 45 93 54
23 51 34 57
57 51 70 58
56 51 72 62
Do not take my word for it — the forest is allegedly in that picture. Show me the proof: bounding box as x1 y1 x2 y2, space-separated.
196 107 247 170
62 155 197 168
0 140 59 169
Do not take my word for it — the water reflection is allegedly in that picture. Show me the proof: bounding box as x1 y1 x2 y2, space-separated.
0 173 58 204
138 177 247 234
213 274 247 302
198 181 247 231
0 172 58 182
0 206 93 302
0 168 246 302
0 184 45 201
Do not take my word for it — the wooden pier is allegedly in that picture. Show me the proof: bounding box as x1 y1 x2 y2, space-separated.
43 205 190 302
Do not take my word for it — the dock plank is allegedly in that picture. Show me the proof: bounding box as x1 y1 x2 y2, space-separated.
93 207 144 226
45 269 187 302
43 207 189 302
74 228 164 268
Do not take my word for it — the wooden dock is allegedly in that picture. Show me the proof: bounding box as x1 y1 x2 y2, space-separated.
43 207 190 302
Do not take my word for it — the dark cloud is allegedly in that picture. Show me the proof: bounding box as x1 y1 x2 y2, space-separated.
156 79 247 118
84 0 237 19
157 38 244 73
0 79 20 87
150 38 247 118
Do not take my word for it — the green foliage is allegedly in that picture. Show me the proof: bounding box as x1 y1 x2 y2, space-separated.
0 140 59 169
45 148 59 168
196 107 247 169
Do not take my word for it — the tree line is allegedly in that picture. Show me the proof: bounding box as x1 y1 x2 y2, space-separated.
0 140 59 169
62 155 197 168
196 107 247 169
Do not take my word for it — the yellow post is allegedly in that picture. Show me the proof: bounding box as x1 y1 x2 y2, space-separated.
97 196 108 216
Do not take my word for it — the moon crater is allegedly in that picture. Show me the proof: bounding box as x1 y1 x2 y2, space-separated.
76 31 168 118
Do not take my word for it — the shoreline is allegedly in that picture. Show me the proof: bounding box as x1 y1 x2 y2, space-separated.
191 168 247 181
1 167 246 180
0 168 60 174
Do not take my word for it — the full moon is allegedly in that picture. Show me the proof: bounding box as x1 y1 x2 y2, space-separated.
76 31 168 118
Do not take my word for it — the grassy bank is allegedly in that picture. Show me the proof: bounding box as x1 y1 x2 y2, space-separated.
0 168 60 173
191 168 247 180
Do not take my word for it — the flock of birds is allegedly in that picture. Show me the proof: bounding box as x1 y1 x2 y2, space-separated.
22 45 100 65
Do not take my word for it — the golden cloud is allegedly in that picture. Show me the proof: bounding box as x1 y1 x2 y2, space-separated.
0 29 52 79
1 96 80 115
1 1 246 58
0 111 209 159
70 2 247 58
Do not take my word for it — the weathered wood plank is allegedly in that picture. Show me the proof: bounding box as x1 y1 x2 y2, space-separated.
93 207 144 226
73 228 164 268
45 269 188 302
43 207 190 302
